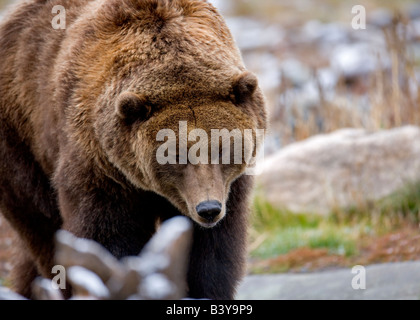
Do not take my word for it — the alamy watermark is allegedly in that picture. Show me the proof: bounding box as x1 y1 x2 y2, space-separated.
51 5 66 30
51 4 368 31
351 265 366 290
352 5 367 30
51 265 66 290
156 121 265 176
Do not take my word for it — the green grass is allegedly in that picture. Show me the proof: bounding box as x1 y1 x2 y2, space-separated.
250 195 362 259
251 225 360 259
250 181 420 261
330 181 420 229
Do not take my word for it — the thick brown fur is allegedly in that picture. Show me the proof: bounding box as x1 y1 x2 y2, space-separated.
0 0 267 299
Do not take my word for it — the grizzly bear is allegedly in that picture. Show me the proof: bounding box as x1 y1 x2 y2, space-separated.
0 0 267 299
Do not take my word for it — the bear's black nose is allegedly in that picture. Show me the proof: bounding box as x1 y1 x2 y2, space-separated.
196 200 222 222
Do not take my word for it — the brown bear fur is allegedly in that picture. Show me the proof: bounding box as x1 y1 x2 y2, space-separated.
0 0 267 299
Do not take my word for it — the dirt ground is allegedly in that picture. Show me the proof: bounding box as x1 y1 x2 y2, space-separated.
249 226 420 274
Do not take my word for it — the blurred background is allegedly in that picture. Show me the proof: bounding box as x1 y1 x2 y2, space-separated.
1 0 420 298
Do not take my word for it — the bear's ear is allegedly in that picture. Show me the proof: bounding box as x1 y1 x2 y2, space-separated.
116 92 151 123
232 72 258 104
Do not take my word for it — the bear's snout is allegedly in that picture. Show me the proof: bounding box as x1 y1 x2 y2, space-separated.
196 200 222 223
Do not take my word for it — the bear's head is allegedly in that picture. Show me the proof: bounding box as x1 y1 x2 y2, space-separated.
96 71 266 228
78 0 267 228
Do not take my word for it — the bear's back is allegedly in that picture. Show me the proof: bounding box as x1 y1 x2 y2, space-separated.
0 0 91 142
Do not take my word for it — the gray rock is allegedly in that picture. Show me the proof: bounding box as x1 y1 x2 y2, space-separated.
32 278 64 300
301 20 349 45
226 17 284 52
0 287 26 300
259 126 420 214
67 266 110 299
54 230 126 284
133 216 193 298
368 9 393 28
409 20 420 39
407 4 420 20
0 216 194 300
330 42 389 78
280 59 312 88
139 274 177 300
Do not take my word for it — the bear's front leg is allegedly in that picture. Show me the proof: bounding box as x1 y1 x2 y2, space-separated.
55 156 158 260
187 175 252 300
